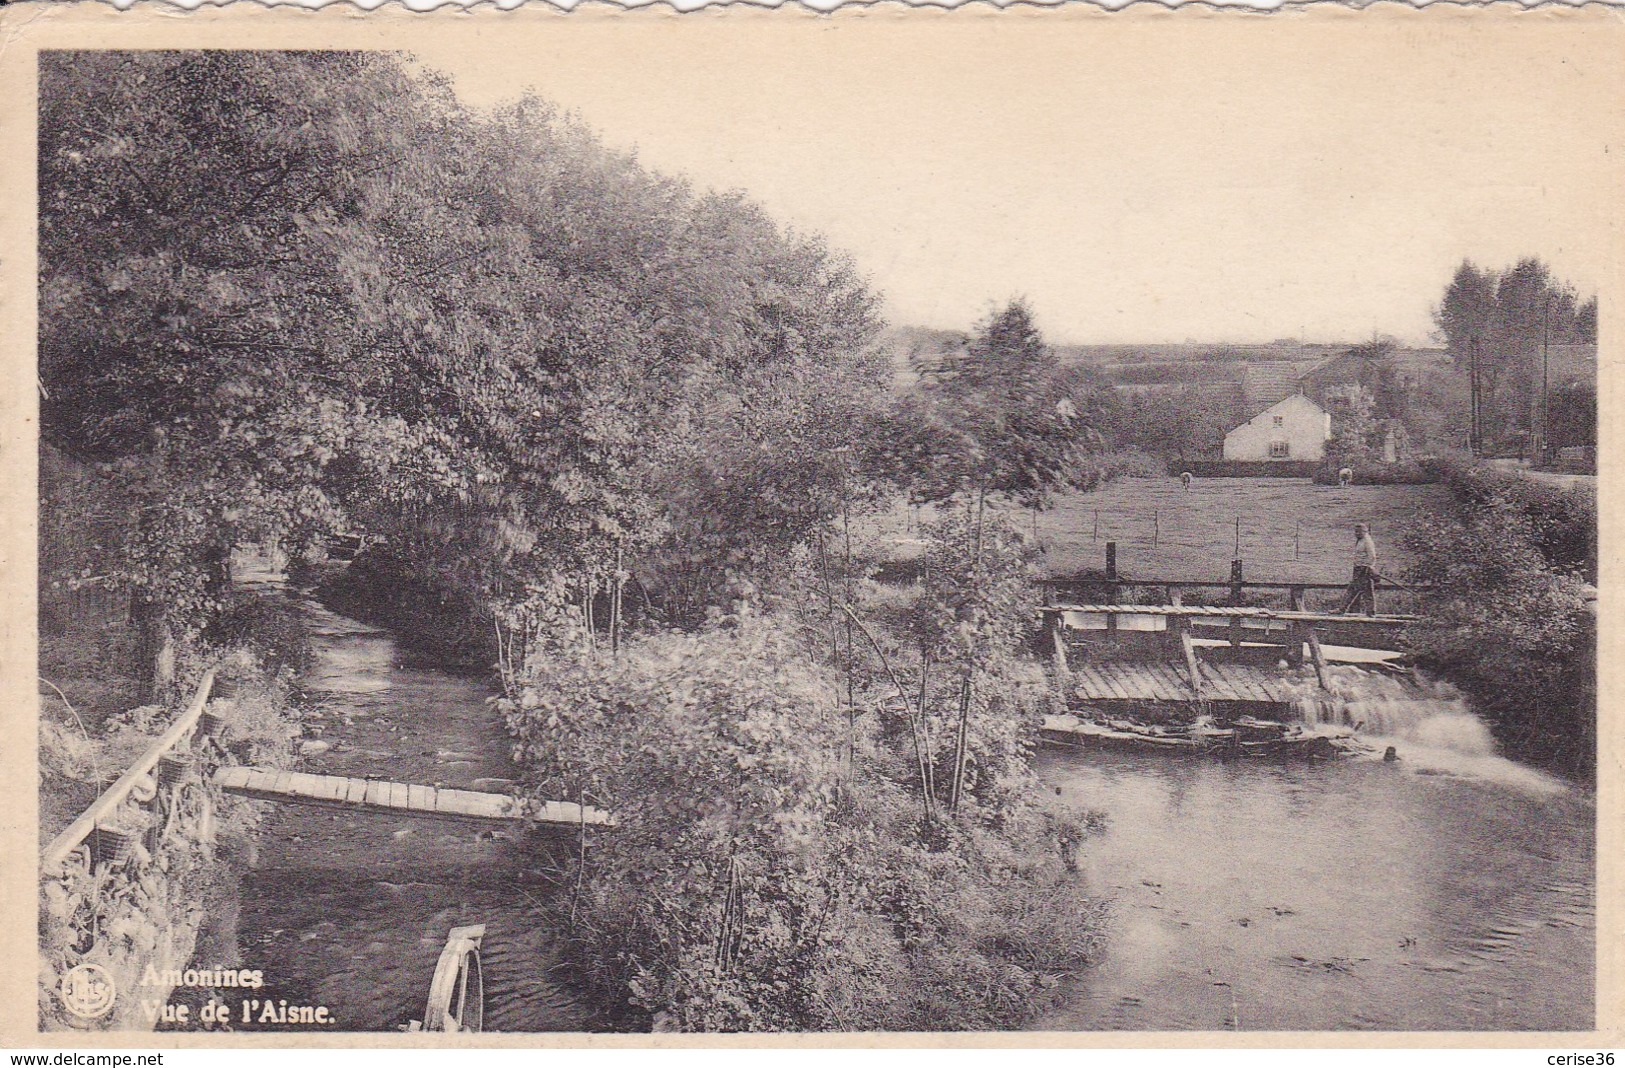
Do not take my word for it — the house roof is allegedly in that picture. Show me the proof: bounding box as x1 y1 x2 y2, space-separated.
1240 362 1309 415
1226 391 1328 436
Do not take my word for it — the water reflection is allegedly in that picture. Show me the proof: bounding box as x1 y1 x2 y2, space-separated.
1037 739 1593 1031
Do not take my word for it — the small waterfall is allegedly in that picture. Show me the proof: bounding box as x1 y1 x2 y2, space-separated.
1284 661 1564 794
1288 665 1482 744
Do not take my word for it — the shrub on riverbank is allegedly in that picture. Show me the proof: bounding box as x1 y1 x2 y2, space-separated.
1430 458 1596 580
505 613 1101 1031
1403 476 1596 777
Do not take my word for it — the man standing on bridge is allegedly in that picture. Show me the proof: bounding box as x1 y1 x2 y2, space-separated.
1337 523 1379 616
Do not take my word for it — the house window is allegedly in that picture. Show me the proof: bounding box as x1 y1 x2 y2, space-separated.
1269 441 1290 458
1272 416 1284 427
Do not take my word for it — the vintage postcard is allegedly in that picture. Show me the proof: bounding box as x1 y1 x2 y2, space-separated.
0 1 1618 1048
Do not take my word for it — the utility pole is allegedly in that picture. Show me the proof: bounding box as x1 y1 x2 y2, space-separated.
1468 336 1481 457
1539 293 1552 465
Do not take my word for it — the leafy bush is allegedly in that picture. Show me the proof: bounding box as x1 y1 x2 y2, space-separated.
1077 450 1166 487
1431 457 1596 580
1403 499 1595 776
208 592 313 678
504 612 1101 1031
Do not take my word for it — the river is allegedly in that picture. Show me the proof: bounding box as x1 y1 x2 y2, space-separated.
225 562 1593 1033
1034 726 1594 1031
227 564 590 1032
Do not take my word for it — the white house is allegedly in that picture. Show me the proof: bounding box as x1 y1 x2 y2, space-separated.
1222 393 1331 462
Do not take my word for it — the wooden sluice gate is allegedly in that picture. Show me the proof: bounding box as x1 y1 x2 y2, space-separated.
1038 594 1436 759
212 766 614 829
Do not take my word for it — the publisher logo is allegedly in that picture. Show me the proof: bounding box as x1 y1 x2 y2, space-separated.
60 963 116 1019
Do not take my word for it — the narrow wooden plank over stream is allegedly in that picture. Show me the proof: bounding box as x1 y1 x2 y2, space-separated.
213 766 614 828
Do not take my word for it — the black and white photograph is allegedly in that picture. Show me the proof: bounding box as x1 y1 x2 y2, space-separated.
6 5 1614 1043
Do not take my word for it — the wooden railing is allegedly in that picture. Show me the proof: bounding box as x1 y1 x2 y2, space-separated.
42 666 218 873
1035 541 1431 613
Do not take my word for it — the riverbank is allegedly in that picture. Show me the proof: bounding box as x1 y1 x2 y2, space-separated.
39 659 303 1033
1400 460 1596 778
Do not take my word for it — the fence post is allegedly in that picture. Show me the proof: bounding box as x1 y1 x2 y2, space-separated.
1153 508 1160 549
1228 558 1244 646
1105 542 1119 633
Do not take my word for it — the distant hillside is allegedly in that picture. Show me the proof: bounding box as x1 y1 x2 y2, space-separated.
885 327 1451 417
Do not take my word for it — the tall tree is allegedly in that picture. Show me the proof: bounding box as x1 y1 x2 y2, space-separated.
40 50 443 690
930 299 1081 509
1433 256 1596 448
40 50 891 678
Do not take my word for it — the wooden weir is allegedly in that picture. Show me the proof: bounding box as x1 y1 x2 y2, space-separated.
1043 602 1422 675
1041 597 1431 724
213 766 614 829
1067 657 1308 706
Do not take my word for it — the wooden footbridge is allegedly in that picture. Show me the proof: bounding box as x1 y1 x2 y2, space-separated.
211 767 613 828
1045 602 1421 660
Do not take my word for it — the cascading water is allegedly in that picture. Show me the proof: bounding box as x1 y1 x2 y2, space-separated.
1286 662 1472 734
1282 660 1561 795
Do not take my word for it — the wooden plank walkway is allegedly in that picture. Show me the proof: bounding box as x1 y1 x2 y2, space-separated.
213 767 614 828
1072 660 1303 705
1044 604 1419 625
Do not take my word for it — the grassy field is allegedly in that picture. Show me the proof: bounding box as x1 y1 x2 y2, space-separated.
871 477 1451 610
1029 476 1449 584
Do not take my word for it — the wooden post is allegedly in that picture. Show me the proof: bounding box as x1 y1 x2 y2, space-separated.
1306 628 1330 691
1049 611 1070 674
1105 542 1119 634
1286 621 1306 666
1288 585 1306 612
1228 559 1244 647
1180 627 1204 700
1234 516 1241 558
1153 509 1160 548
1093 509 1099 542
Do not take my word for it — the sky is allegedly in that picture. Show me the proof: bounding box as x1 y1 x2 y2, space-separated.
409 13 1616 346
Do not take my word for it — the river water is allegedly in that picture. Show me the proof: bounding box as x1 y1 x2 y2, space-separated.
228 562 1593 1033
1034 722 1595 1031
228 567 589 1032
